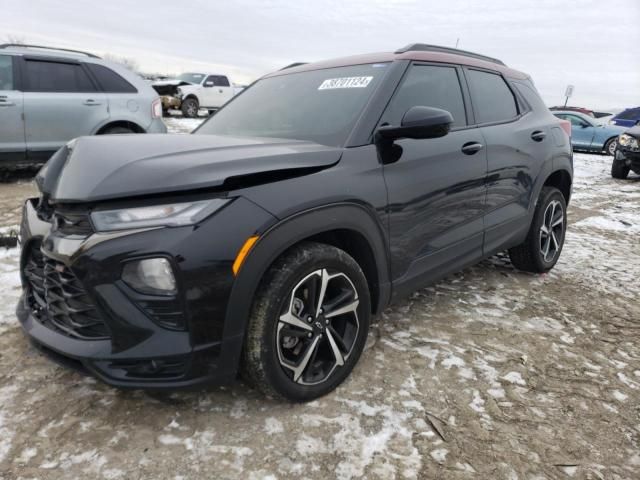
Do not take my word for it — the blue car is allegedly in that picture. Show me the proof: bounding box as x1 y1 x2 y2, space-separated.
610 107 640 128
552 110 626 155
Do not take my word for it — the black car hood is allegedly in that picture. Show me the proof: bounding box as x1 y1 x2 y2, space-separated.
39 134 342 203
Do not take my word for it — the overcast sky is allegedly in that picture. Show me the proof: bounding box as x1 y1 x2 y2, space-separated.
5 0 639 110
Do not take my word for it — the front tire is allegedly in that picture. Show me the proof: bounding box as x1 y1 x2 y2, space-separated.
611 159 630 179
509 187 567 273
604 137 617 156
241 242 371 402
181 98 199 118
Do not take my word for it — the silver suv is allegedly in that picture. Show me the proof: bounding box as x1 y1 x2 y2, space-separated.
0 44 166 167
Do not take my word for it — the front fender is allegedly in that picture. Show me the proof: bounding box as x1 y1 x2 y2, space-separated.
220 202 391 375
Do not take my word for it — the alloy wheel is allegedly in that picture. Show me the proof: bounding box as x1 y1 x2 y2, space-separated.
276 269 360 386
608 139 617 155
539 199 564 263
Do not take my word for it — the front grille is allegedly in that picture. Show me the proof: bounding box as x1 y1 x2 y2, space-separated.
25 245 109 340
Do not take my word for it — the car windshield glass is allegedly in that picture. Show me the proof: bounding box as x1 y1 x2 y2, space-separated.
194 63 389 147
177 73 205 84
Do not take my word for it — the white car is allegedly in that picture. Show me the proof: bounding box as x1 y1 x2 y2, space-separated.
152 73 236 117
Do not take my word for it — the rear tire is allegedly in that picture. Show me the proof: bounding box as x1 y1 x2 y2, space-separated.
181 98 199 118
604 137 617 156
611 159 630 179
241 242 371 402
509 187 567 273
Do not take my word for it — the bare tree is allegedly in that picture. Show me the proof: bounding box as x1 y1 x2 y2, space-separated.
103 54 140 73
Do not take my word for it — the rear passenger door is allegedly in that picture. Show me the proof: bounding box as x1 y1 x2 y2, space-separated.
20 57 109 161
382 63 487 292
464 68 549 254
562 113 596 149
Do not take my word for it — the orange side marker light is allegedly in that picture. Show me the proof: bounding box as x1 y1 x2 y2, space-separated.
232 235 259 276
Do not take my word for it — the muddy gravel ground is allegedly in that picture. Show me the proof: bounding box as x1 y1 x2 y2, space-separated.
0 119 639 480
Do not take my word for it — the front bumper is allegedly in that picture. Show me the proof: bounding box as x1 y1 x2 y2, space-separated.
615 145 640 173
17 197 275 389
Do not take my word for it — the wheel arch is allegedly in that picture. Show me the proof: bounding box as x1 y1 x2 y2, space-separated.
221 202 391 369
95 120 146 134
183 94 200 104
542 168 572 206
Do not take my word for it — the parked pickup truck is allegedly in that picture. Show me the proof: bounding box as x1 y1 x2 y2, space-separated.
152 72 235 117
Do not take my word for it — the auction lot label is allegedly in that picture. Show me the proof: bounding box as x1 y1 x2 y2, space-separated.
318 76 373 90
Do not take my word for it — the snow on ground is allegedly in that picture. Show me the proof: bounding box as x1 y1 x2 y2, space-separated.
0 122 638 478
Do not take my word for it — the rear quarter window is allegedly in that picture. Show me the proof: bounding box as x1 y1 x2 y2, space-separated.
86 63 138 93
466 69 518 124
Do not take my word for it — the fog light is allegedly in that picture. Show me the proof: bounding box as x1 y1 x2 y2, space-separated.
122 258 177 295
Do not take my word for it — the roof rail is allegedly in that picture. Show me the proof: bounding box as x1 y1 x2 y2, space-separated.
395 43 505 66
0 44 100 59
280 62 308 70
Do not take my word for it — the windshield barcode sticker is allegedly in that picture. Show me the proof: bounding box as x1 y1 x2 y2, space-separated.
318 76 373 90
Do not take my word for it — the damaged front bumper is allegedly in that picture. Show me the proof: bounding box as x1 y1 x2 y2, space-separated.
615 146 640 174
16 197 274 389
160 95 181 110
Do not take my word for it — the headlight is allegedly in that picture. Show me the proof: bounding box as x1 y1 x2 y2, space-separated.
91 199 228 232
618 134 639 149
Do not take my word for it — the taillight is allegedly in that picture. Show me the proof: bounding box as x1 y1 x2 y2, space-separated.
151 98 162 118
558 119 571 137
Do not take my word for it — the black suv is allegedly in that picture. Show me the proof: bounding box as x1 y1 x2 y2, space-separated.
612 125 640 179
18 44 573 401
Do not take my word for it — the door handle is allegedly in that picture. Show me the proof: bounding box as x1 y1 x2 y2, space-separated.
0 97 15 107
531 130 546 142
83 99 102 106
461 142 484 155
218 89 223 93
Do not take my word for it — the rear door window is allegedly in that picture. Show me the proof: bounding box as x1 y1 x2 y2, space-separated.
0 55 13 90
24 59 96 92
85 63 137 93
565 114 590 127
466 69 518 124
383 64 467 127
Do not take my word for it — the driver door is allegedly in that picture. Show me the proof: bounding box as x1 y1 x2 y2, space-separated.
563 113 595 149
381 63 487 294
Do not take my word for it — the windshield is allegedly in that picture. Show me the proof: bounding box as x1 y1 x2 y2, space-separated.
177 73 205 84
194 63 389 147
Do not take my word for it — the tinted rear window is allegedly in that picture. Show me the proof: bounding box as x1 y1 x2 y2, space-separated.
86 63 137 93
24 59 96 92
466 69 518 124
0 55 13 90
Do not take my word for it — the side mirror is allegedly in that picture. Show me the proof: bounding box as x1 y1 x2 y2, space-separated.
204 81 214 87
376 106 453 142
580 123 590 128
